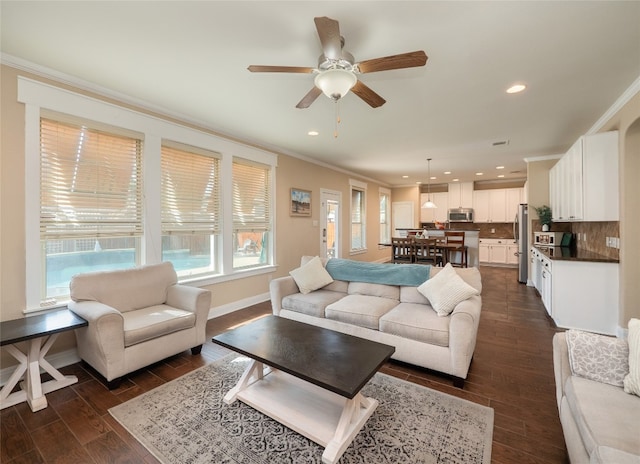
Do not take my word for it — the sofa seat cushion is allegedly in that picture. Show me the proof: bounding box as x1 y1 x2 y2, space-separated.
380 302 449 346
123 305 196 347
565 375 640 456
325 295 398 330
282 291 346 318
590 446 640 464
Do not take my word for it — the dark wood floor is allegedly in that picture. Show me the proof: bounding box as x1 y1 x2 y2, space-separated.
1 266 568 464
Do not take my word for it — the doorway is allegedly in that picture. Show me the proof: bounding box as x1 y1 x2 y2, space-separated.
320 189 341 259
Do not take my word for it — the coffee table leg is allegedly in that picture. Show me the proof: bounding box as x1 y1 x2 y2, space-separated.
322 393 378 464
224 360 268 404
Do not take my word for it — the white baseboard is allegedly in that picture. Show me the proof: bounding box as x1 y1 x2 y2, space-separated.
207 292 270 319
1 294 271 387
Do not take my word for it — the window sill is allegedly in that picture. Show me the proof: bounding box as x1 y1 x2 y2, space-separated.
349 248 368 256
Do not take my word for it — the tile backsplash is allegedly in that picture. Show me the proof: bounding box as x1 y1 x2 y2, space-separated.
571 221 620 259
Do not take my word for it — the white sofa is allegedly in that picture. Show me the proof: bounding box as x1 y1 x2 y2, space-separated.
69 262 211 388
270 257 483 387
553 332 640 463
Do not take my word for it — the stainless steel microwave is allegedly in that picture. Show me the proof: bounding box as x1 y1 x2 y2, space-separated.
448 208 474 222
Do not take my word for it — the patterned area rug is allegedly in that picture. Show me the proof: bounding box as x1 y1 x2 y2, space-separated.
110 356 493 464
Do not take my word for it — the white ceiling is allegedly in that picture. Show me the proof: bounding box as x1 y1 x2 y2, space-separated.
2 1 639 186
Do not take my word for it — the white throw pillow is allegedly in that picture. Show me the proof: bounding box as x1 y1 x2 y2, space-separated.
623 318 640 396
289 256 334 295
417 263 479 316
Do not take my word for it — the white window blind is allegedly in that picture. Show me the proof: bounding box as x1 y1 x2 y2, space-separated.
232 159 271 232
40 118 143 239
161 144 221 234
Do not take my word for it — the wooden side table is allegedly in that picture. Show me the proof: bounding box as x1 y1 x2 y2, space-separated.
1 308 87 412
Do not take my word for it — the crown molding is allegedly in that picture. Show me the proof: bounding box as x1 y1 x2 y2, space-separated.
587 74 640 134
1 53 390 188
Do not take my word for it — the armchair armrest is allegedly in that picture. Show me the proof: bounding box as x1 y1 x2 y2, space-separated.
553 332 571 410
166 284 211 319
68 300 125 380
269 276 299 315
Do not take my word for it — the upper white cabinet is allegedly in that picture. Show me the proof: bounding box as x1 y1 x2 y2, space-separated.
420 192 449 223
473 187 523 223
448 182 474 208
550 131 619 222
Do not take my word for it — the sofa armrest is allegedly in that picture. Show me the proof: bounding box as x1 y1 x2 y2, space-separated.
269 276 299 315
553 332 571 410
68 300 126 379
448 295 482 379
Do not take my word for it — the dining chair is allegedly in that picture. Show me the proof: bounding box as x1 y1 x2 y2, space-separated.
444 231 468 268
413 238 441 266
391 237 414 263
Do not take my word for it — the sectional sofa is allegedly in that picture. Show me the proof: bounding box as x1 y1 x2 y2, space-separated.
270 256 483 387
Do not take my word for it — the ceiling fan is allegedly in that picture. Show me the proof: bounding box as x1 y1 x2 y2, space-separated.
248 16 428 109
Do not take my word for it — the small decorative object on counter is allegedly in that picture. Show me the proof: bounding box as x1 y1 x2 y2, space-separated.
533 205 552 231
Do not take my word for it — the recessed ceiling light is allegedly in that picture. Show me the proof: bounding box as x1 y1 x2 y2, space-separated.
430 176 436 180
506 84 526 94
497 174 505 178
308 130 319 136
452 178 459 182
476 172 483 176
402 175 409 179
416 181 422 185
444 171 451 175
496 166 505 169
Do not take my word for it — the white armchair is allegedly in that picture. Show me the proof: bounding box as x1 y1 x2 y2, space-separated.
68 262 211 389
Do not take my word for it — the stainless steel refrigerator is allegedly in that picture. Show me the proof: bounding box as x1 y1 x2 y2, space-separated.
514 204 528 283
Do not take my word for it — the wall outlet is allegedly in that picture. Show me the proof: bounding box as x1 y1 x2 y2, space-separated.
491 228 495 234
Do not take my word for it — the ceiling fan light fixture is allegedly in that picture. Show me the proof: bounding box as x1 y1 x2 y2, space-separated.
314 68 357 101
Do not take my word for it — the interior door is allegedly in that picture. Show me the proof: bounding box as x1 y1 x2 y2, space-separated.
320 189 341 259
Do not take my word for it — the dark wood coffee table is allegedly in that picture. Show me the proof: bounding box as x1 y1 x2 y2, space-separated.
212 315 395 464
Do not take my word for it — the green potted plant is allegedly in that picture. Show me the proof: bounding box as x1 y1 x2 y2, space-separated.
533 205 553 231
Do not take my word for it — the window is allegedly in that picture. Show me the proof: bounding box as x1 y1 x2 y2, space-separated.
232 159 272 269
350 179 367 252
40 118 142 302
21 78 277 312
379 188 391 245
161 143 221 278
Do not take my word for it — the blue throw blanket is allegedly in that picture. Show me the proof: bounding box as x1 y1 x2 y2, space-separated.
325 258 430 287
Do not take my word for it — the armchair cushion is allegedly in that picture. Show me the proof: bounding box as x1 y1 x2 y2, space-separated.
123 305 196 347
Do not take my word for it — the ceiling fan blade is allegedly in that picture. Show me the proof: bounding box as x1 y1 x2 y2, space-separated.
248 65 315 73
314 16 342 60
356 50 428 74
351 80 386 108
296 87 323 109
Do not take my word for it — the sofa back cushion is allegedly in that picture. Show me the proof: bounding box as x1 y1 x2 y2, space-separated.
70 262 178 313
400 286 430 305
348 282 400 300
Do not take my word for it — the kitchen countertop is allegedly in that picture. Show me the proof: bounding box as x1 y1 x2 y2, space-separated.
534 245 619 263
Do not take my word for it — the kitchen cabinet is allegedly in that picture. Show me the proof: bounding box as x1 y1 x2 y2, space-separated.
478 238 513 265
532 247 619 334
506 243 519 265
420 192 448 223
531 247 542 292
550 131 619 222
473 187 523 223
552 260 619 335
540 255 552 314
448 182 473 208
505 188 523 221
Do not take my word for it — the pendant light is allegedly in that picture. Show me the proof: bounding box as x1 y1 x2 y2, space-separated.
421 158 437 209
